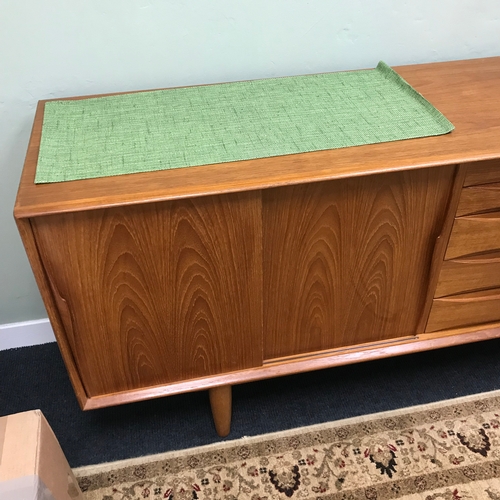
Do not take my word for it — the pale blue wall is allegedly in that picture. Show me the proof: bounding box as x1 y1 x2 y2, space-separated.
1 0 499 323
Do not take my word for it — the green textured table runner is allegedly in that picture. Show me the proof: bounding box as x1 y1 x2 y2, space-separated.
35 62 454 184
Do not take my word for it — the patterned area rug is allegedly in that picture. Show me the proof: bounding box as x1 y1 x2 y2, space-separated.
75 391 500 499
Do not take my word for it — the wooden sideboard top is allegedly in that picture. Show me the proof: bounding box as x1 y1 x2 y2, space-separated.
15 56 500 218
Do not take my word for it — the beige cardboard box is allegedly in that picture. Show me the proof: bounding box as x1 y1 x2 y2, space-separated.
0 410 83 500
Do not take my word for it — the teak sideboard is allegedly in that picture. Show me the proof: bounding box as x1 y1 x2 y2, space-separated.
14 57 500 436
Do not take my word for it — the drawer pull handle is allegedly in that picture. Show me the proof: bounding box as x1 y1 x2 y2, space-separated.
438 293 500 303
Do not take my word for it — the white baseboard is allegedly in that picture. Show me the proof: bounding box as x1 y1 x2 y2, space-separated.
0 318 56 351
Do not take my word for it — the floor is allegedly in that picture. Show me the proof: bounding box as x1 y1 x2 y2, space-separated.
1 338 499 467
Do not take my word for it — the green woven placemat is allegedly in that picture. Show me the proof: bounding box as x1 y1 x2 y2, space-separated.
35 62 454 184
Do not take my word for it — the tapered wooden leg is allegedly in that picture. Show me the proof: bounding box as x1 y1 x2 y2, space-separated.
209 385 232 437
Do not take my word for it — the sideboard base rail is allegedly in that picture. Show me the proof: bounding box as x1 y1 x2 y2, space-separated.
83 324 500 424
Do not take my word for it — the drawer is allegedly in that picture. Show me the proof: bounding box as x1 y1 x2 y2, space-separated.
463 159 500 187
445 211 500 260
426 287 500 332
456 183 500 217
435 252 500 297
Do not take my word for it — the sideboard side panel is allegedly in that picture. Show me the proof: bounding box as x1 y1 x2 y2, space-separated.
31 191 263 397
15 217 89 407
262 166 455 359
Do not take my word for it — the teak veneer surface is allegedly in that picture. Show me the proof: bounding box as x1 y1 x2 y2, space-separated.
14 57 500 218
31 192 262 397
445 211 500 260
463 158 500 187
83 324 500 410
435 252 500 298
426 288 500 333
415 165 469 334
262 167 454 358
456 182 500 216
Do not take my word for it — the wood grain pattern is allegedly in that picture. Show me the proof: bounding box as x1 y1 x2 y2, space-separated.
416 164 467 332
463 159 500 187
15 218 89 408
456 182 500 216
31 192 262 397
83 323 500 410
435 252 500 297
426 287 500 332
445 211 500 259
14 57 500 219
262 166 455 359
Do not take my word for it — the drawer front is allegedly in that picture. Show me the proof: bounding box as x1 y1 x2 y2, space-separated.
463 159 500 187
435 252 500 297
456 183 500 217
426 288 500 332
445 212 500 260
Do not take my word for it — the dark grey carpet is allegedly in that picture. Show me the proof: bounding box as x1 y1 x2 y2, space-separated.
0 339 499 467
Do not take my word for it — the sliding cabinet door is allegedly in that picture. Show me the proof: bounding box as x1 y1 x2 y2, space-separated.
263 166 455 359
32 191 262 397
